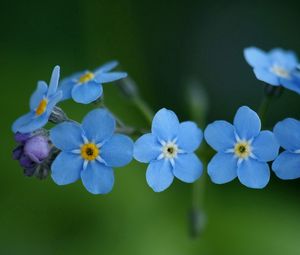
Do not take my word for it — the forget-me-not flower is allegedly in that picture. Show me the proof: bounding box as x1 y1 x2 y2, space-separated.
59 61 127 104
272 118 300 180
204 106 279 189
244 47 300 94
12 66 62 133
50 108 133 194
133 108 203 192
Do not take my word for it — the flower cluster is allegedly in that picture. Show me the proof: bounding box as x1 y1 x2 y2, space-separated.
12 46 300 195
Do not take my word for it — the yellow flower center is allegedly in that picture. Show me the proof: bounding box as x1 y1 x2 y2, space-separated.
81 143 99 161
35 98 48 116
234 141 251 159
78 72 95 84
270 65 290 79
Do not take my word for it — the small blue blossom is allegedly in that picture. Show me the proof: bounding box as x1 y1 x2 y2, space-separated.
133 108 203 192
272 118 300 179
204 106 279 189
12 66 63 133
244 47 300 93
50 108 133 194
59 61 127 104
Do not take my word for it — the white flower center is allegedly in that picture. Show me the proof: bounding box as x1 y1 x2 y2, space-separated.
270 65 290 79
234 140 252 159
162 141 179 159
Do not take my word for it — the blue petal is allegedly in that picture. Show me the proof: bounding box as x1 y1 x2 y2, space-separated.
72 81 103 104
204 120 235 151
51 152 83 185
252 131 279 162
280 76 300 94
81 161 114 194
94 72 127 83
133 133 162 163
243 47 270 68
13 112 49 133
82 109 115 143
101 134 133 167
272 151 300 180
237 159 270 189
94 61 119 73
207 152 237 184
146 160 174 192
12 112 34 133
273 118 300 151
46 91 63 114
59 72 83 101
233 106 261 140
269 48 298 70
50 122 83 151
253 68 280 85
47 66 60 97
151 108 180 141
177 121 202 153
30 81 48 110
173 153 202 183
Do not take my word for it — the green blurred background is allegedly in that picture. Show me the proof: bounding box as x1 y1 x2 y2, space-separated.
1 0 300 254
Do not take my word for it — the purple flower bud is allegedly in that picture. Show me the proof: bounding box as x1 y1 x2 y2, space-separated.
24 135 50 163
14 132 31 143
12 146 23 160
19 154 36 169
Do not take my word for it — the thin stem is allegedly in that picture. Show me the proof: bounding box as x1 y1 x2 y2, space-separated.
258 96 272 125
132 96 154 124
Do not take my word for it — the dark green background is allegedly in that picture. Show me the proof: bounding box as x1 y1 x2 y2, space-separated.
1 0 300 254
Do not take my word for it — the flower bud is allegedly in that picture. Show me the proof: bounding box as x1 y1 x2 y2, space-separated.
24 135 50 163
14 132 31 143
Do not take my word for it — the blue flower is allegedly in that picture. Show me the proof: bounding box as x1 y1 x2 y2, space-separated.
133 108 203 192
272 118 300 180
50 108 133 194
59 61 127 104
204 106 279 189
12 66 62 133
244 47 300 93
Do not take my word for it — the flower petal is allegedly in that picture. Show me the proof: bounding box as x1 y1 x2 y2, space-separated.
173 153 202 183
46 91 63 114
81 161 114 194
280 76 300 94
101 134 133 167
146 160 174 192
207 152 237 184
50 122 83 151
94 61 119 73
243 47 270 68
94 72 127 83
177 121 202 153
30 81 48 110
47 66 60 97
269 48 298 70
13 112 49 133
72 81 103 104
237 159 270 189
204 120 235 151
233 106 261 140
273 118 300 151
51 152 83 185
252 131 279 162
133 133 161 163
82 108 115 143
253 68 280 85
272 151 300 180
59 72 83 101
151 108 180 141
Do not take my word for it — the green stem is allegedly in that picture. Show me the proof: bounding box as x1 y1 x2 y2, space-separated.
258 96 272 126
132 96 154 124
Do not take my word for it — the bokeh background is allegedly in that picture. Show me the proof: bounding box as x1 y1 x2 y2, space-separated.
1 0 300 254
